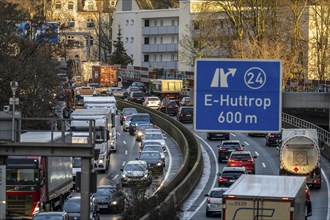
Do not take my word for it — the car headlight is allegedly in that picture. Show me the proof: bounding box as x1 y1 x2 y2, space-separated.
157 162 162 166
144 174 148 178
121 174 126 178
137 132 143 136
98 159 104 164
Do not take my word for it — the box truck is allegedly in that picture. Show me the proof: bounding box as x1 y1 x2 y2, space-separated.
221 175 312 220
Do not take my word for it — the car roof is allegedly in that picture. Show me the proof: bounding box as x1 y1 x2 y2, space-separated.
34 212 65 216
126 160 147 165
132 113 149 116
210 187 229 192
222 166 246 172
231 151 251 154
97 184 116 188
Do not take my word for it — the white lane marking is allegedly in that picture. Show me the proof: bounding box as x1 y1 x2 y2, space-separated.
125 150 128 155
321 168 330 220
113 174 118 180
262 163 266 168
244 141 249 146
179 134 218 220
255 151 259 156
231 133 236 137
123 140 126 145
122 161 126 167
155 144 172 193
117 132 121 136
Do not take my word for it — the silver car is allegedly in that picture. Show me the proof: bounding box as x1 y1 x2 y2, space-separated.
205 187 229 217
141 143 166 166
141 131 166 150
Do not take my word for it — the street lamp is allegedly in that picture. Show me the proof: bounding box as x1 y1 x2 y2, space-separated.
10 81 18 142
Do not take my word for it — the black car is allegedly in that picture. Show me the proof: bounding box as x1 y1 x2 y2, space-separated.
93 185 124 213
248 132 267 137
217 140 244 163
131 81 147 92
177 106 193 122
207 132 230 140
124 86 141 99
159 100 179 115
217 166 247 187
33 211 71 220
138 151 163 173
266 132 282 146
120 107 138 125
128 91 145 104
63 195 100 220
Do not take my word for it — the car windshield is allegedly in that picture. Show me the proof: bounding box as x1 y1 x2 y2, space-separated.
132 115 150 122
182 108 193 113
145 133 163 140
222 171 244 178
230 154 252 160
94 187 114 197
140 152 161 160
210 190 226 198
133 93 144 97
143 146 162 153
125 164 147 172
123 108 137 115
33 216 64 220
63 199 80 213
148 97 159 101
222 143 240 149
138 124 153 130
126 115 133 121
130 87 140 91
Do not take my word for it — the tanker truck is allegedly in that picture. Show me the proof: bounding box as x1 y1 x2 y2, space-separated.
279 128 321 189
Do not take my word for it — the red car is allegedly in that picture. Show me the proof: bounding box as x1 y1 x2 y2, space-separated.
227 151 257 174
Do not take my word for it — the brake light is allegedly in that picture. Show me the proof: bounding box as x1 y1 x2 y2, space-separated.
207 197 211 203
228 159 235 163
220 177 228 182
146 101 149 104
236 147 244 151
219 147 226 151
174 105 179 108
269 134 274 138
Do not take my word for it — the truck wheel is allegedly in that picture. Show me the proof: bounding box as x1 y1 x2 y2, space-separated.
218 156 222 163
206 211 211 217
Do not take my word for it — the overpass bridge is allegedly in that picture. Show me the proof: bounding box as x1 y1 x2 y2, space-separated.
283 92 330 129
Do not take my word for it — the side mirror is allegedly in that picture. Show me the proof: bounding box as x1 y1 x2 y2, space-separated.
217 172 221 176
253 155 258 159
120 168 123 172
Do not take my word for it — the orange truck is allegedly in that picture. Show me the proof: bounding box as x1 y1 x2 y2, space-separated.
92 65 119 88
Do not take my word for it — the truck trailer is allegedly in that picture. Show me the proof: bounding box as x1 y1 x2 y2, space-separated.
149 79 183 100
279 129 321 188
70 108 113 172
221 174 312 220
6 132 73 219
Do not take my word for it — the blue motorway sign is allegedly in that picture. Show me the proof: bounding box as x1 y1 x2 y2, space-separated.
194 59 282 133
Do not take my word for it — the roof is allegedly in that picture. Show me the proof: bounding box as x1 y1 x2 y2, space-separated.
224 175 306 198
222 166 246 172
222 140 240 143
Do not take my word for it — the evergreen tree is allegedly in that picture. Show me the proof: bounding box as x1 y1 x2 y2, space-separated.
108 27 133 65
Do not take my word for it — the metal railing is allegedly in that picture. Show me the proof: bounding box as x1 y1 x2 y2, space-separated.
282 112 330 160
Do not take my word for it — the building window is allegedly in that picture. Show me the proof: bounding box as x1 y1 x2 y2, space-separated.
87 18 94 28
171 36 175 43
67 35 75 45
130 37 134 43
160 20 163 26
171 20 175 26
86 36 93 45
130 19 134 25
125 20 129 26
160 54 163 61
55 1 61 9
144 55 149 62
153 54 156 61
144 37 149 45
68 18 75 28
144 19 149 27
154 20 157 26
171 54 175 61
160 37 163 44
125 37 128 43
154 37 157 44
68 1 74 10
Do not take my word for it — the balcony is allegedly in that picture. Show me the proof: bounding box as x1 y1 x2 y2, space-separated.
141 61 178 70
142 26 179 35
142 43 178 53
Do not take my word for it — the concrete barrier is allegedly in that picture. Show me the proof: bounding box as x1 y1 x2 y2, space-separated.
117 99 202 219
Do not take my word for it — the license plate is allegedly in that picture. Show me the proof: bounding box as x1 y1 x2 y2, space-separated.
99 205 108 208
186 114 192 116
230 180 235 183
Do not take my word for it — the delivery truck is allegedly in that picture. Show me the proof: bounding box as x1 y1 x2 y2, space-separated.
91 65 119 93
149 79 183 101
70 108 114 173
6 132 73 219
279 129 321 188
221 175 312 220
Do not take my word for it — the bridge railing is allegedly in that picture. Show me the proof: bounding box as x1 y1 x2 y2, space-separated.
282 113 330 160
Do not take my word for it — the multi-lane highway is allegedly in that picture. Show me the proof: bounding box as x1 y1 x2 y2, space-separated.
95 112 329 220
178 123 330 220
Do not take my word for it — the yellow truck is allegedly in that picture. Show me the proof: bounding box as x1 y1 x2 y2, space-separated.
149 79 183 100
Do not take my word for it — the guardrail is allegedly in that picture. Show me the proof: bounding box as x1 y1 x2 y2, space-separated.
116 99 202 219
282 112 330 160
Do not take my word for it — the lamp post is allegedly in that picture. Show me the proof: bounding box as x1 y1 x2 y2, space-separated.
10 81 18 142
